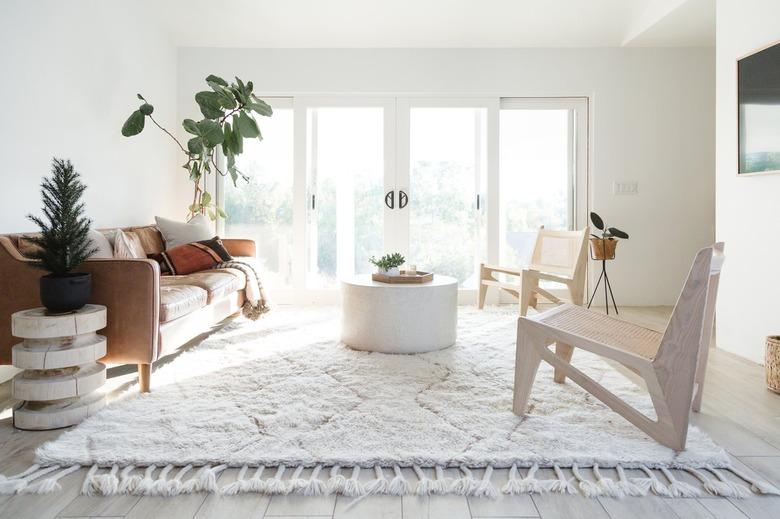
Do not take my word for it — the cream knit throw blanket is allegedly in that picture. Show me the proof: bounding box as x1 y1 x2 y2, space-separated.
214 258 269 319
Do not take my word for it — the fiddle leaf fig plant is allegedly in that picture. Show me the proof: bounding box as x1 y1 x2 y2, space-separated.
122 75 273 220
590 212 629 240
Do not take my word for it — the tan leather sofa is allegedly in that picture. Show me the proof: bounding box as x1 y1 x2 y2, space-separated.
0 225 255 392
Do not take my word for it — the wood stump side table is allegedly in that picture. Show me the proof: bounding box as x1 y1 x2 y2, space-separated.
11 304 108 430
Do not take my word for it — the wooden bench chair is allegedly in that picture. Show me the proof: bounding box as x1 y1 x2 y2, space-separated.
512 243 724 451
478 228 589 316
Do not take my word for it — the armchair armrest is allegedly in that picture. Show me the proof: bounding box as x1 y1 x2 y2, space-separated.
481 263 524 277
222 238 256 258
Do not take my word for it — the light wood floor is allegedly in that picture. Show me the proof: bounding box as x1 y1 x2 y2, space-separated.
0 306 779 519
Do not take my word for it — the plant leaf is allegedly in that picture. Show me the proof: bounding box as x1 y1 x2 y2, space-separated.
608 227 629 239
201 191 212 207
137 93 146 101
139 103 154 116
235 111 260 138
249 99 273 117
189 162 201 182
195 91 224 119
205 74 228 86
222 122 233 155
589 212 605 230
212 85 237 109
121 110 145 136
183 118 200 135
197 119 225 146
187 137 203 154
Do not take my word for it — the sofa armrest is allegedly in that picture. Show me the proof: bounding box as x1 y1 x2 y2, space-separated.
222 238 256 258
0 236 161 366
78 258 160 364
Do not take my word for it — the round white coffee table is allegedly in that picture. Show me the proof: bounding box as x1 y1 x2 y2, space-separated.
340 275 457 354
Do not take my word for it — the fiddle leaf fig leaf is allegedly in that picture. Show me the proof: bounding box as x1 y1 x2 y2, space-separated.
189 161 201 182
235 111 260 138
195 91 224 119
249 98 273 117
187 137 203 154
139 103 154 116
197 119 224 146
121 110 145 137
205 74 228 86
182 118 200 135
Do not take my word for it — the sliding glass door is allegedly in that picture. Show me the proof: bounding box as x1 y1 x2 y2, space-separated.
396 100 493 289
303 102 393 288
218 96 587 303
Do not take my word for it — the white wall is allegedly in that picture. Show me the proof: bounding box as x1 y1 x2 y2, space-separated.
715 1 780 363
0 0 187 234
178 47 715 305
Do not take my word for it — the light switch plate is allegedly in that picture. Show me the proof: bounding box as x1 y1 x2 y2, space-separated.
613 181 638 195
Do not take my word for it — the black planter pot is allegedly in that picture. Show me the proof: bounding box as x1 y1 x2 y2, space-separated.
39 272 91 313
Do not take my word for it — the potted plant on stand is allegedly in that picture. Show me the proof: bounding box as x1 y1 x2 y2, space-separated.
27 159 97 313
589 212 629 259
587 212 629 314
370 253 405 276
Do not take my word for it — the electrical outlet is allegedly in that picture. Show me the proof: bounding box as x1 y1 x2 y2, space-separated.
613 181 638 195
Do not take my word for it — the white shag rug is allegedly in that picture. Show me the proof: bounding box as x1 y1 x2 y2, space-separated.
8 307 778 498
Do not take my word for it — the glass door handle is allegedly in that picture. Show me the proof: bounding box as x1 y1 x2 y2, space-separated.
476 194 480 210
385 190 395 209
399 190 408 209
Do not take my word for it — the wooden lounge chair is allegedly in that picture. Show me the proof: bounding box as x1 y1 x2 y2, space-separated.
478 228 589 316
512 243 724 451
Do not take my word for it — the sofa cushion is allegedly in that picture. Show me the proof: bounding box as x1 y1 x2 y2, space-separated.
129 226 165 255
113 230 146 259
163 270 244 302
159 282 208 323
149 237 233 275
155 214 212 249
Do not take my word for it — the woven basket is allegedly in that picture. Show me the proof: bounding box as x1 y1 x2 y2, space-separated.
766 336 780 394
589 238 618 260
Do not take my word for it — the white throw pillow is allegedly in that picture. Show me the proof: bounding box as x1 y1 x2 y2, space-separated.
88 229 113 259
155 214 213 249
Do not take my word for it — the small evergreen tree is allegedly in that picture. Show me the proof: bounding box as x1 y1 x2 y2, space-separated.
27 159 96 276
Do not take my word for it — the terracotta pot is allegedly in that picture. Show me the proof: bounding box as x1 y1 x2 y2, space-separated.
766 336 780 394
590 238 618 260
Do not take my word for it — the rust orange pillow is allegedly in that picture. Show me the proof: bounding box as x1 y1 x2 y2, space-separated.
150 237 233 275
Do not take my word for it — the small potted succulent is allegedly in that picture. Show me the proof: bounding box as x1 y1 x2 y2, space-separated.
27 159 97 313
589 212 629 260
370 252 405 276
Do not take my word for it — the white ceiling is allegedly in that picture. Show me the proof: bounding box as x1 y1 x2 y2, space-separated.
149 0 714 49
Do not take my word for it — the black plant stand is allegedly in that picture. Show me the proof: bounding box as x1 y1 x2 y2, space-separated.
587 257 619 315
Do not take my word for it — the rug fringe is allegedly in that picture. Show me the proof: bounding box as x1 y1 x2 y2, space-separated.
2 462 770 498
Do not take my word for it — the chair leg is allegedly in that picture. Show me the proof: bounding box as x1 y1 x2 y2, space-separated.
478 264 489 309
138 363 151 393
520 276 538 317
567 281 585 306
513 329 542 415
553 342 574 384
